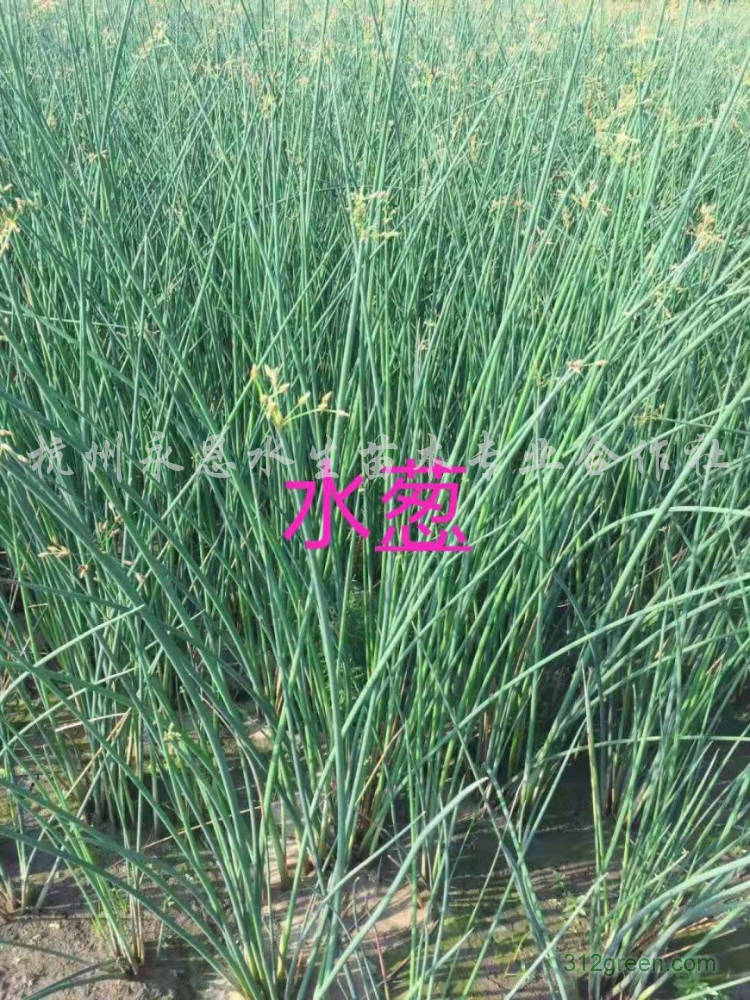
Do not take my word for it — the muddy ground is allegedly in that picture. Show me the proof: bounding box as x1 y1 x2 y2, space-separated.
1 762 748 999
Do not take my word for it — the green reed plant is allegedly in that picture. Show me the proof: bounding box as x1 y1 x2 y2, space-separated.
2 0 750 997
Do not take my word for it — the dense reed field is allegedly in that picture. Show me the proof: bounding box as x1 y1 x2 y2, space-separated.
2 0 750 996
